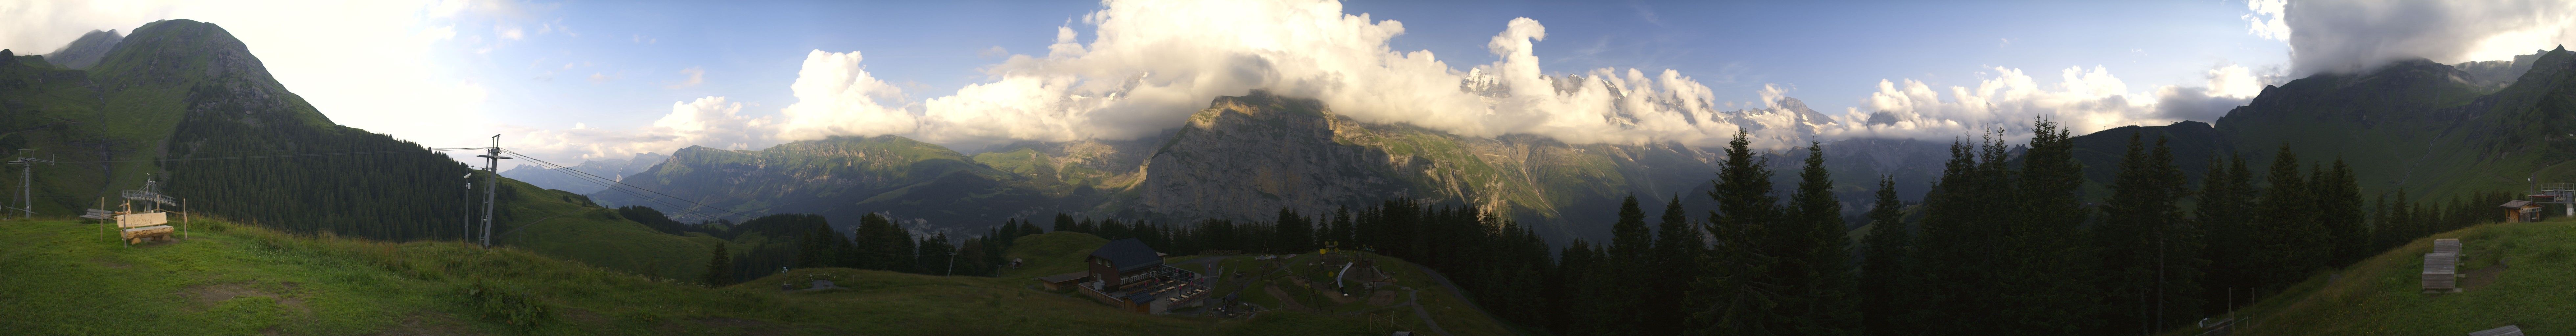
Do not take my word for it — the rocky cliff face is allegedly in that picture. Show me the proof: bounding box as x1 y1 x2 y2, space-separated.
975 134 1165 192
1134 90 1411 221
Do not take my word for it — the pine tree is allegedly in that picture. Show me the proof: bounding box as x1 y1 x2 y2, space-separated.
2094 135 2204 334
1688 131 1781 336
2249 146 2327 291
2009 119 2103 334
1785 142 1856 335
703 243 733 286
1859 176 1913 336
2197 153 2256 313
2317 160 2369 267
1596 196 1651 333
1647 196 1702 335
1909 139 1992 335
1276 208 1312 253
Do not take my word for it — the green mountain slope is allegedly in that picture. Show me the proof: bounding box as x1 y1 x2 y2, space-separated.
2062 47 2576 203
0 219 1417 335
595 135 1078 235
2202 219 2575 335
0 19 700 283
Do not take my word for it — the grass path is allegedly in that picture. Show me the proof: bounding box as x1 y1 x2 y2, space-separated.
2204 219 2576 335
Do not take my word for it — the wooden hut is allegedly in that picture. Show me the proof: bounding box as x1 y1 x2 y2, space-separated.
2499 200 2542 222
2423 252 2459 291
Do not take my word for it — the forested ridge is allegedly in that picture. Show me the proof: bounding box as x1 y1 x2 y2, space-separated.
704 118 2514 336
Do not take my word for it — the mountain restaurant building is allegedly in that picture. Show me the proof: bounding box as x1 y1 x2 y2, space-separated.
1076 238 1211 314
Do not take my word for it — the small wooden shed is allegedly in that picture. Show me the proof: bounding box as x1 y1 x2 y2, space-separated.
2423 252 2459 291
2499 200 2542 222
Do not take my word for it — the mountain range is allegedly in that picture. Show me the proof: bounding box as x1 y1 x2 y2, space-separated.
573 48 2574 244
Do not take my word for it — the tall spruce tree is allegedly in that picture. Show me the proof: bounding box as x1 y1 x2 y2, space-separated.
1276 208 1312 253
1688 131 1782 336
703 244 733 286
2197 153 2256 313
2094 135 2204 335
1859 177 1913 336
1605 196 1653 332
1909 138 1994 335
2317 160 2369 267
2008 119 2103 334
2249 146 2327 292
1785 142 1857 335
1648 196 1703 335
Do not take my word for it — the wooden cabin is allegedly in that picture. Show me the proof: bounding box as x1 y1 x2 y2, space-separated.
2499 200 2542 222
2423 252 2459 291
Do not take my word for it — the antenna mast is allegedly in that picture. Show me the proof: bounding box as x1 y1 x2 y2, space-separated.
473 135 513 248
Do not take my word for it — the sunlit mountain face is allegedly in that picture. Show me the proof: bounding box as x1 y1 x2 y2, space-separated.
6 1 2574 335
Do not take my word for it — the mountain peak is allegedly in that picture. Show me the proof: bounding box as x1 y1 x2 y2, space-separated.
42 29 122 69
93 20 280 89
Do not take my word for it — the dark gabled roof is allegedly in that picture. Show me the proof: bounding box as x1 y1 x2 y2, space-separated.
1090 238 1164 273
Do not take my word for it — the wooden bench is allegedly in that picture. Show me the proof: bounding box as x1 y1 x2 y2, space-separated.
2434 238 2463 258
114 212 174 245
2468 325 2523 336
2423 253 2459 291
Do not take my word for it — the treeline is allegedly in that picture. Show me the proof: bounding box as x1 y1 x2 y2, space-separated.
1778 120 2502 336
678 211 988 286
163 82 505 242
698 120 2510 335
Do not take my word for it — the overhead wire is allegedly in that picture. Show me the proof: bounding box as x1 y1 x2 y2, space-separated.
43 147 497 164
501 149 761 221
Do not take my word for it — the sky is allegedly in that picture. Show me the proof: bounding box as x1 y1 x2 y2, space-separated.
4 0 2573 163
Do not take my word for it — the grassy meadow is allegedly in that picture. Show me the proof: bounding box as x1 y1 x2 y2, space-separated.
2197 218 2576 335
0 218 1453 335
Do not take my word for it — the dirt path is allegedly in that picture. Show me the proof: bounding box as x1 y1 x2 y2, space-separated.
2461 258 2509 290
1407 289 1453 336
1264 285 1307 312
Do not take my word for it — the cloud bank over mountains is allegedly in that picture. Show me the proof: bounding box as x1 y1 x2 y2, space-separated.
524 0 2290 160
538 0 2576 160
2271 0 2576 76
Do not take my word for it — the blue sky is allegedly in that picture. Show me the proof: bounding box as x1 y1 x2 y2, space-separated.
471 0 2288 129
8 0 2569 162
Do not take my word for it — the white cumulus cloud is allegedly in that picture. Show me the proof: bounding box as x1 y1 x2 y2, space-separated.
777 50 917 141
514 96 776 160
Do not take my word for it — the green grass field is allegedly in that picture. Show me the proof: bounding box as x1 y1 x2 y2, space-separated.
0 219 1450 335
2205 218 2576 335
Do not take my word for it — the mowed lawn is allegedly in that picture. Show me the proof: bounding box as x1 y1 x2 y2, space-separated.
0 220 1414 335
2221 219 2576 336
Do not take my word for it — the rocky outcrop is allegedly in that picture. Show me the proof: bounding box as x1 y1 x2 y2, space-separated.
1135 90 1410 221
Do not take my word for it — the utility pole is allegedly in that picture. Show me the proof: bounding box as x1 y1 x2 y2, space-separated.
464 175 474 242
10 155 56 220
473 135 512 248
